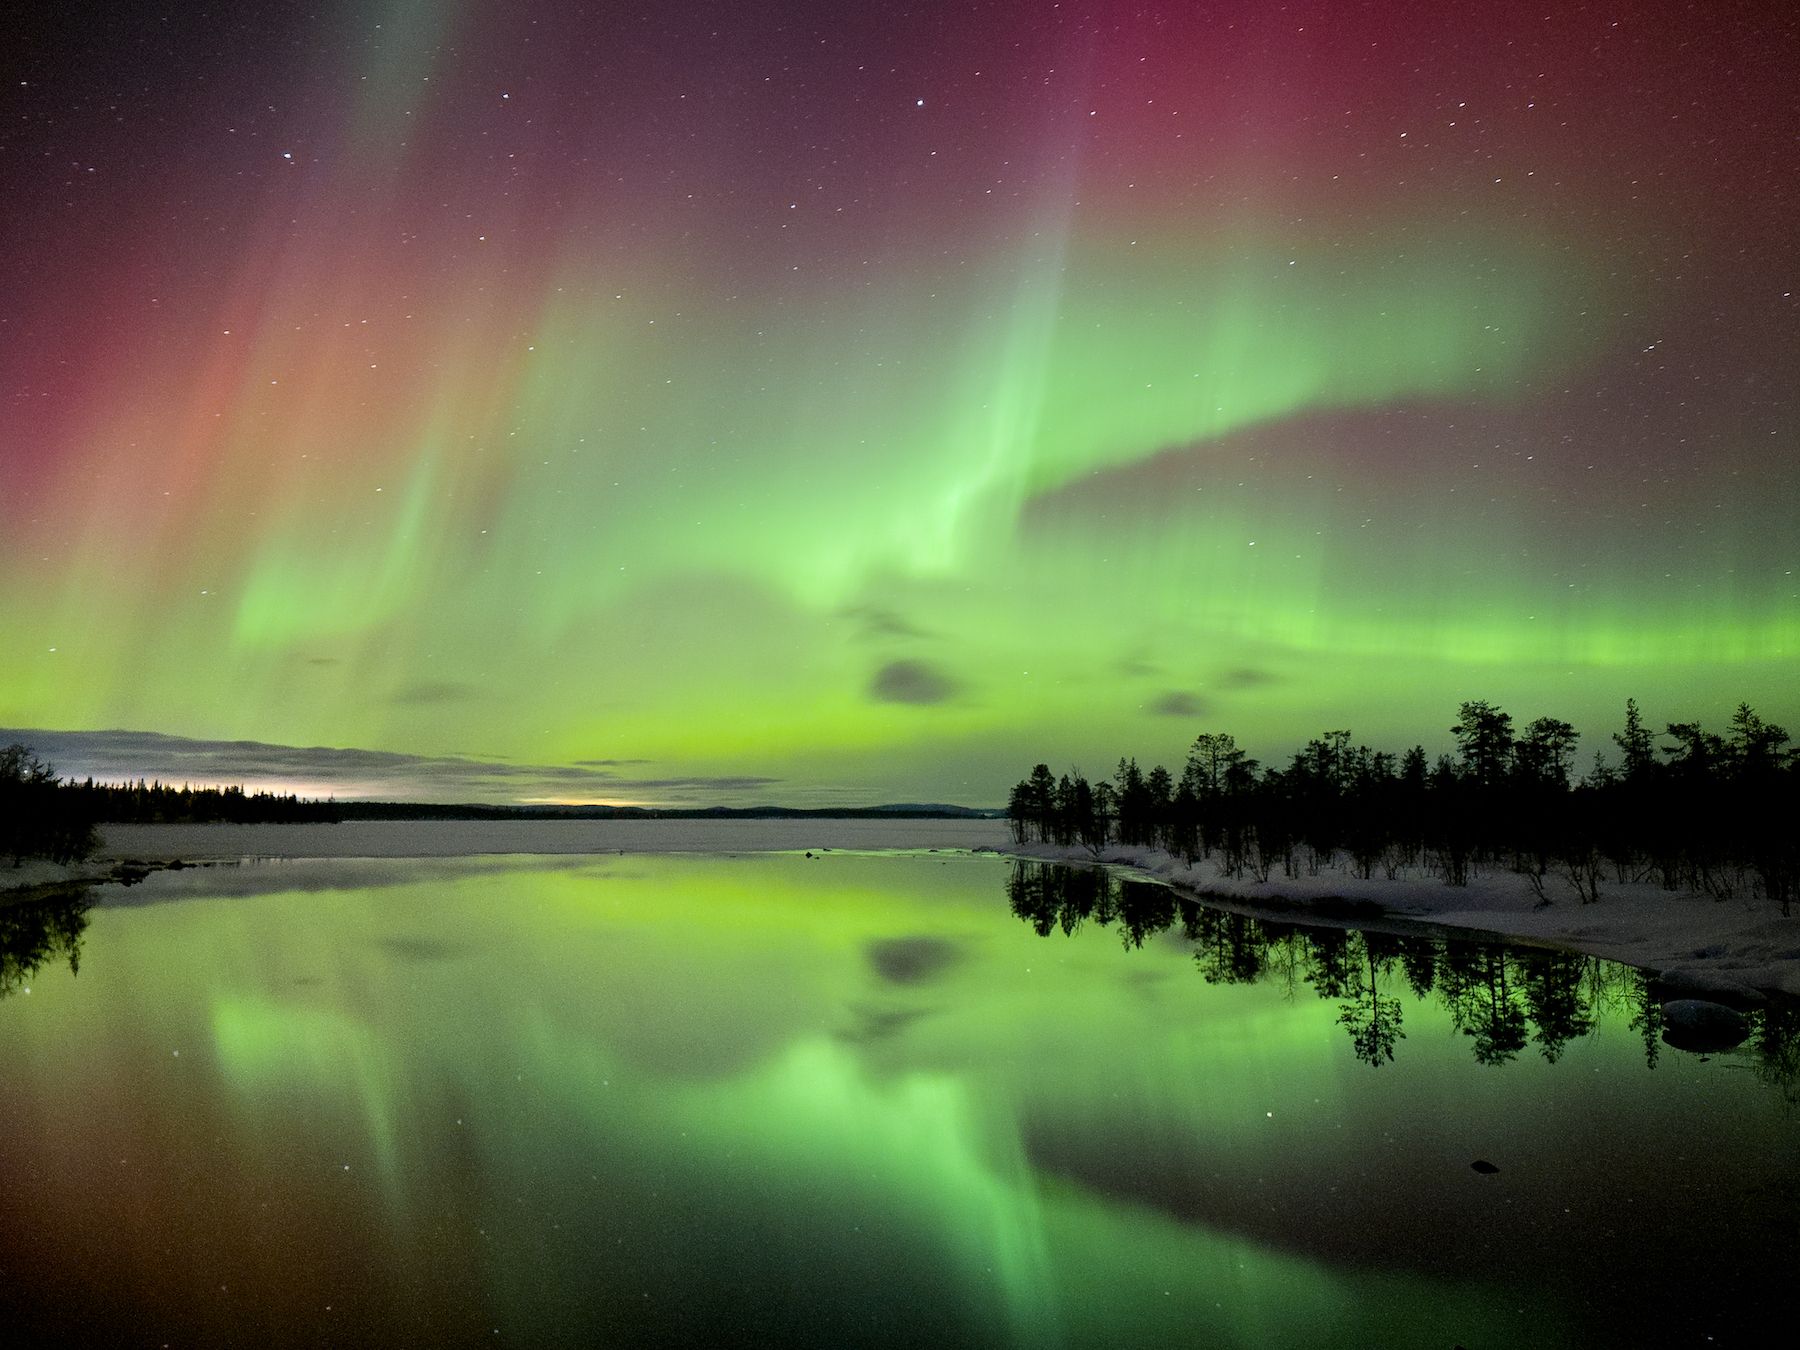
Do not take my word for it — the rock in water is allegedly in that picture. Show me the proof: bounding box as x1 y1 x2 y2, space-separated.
1470 1160 1499 1174
1660 999 1750 1053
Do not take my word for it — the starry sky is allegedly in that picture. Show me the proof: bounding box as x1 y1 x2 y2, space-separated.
2 0 1795 805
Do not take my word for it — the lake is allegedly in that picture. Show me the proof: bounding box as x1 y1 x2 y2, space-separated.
3 843 1796 1347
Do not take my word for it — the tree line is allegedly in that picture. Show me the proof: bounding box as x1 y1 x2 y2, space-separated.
3 744 342 865
57 778 341 826
2 745 103 866
1006 699 1800 911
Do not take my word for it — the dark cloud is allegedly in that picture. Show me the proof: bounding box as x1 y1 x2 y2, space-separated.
869 659 957 705
866 936 963 985
1150 691 1209 718
622 776 781 791
391 680 484 706
376 936 471 962
837 604 930 641
1016 406 1465 529
0 728 777 804
1116 657 1159 678
1217 667 1278 690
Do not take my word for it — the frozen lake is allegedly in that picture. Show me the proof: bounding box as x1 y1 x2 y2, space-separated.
95 815 1013 859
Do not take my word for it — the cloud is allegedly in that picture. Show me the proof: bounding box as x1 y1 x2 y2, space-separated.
865 936 964 985
1217 667 1278 690
0 728 778 805
605 776 782 792
390 680 484 706
869 659 957 705
838 1004 932 1044
837 604 930 641
1149 691 1209 718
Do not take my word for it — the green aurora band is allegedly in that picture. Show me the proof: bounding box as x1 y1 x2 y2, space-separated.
2 2 1794 802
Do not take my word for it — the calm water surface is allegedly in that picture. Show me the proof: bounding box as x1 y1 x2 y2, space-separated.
2 850 1796 1348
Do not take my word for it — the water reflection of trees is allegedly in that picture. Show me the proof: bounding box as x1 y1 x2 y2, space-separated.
0 890 93 1000
1006 861 1795 1087
1751 1000 1800 1104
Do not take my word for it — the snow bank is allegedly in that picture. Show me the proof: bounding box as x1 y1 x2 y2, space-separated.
1002 840 1800 998
0 858 117 897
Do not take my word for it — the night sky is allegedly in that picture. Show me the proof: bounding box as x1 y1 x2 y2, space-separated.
2 1 1795 804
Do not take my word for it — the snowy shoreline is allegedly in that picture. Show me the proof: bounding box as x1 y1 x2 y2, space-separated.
999 840 1800 1000
0 817 1015 900
8 817 1797 998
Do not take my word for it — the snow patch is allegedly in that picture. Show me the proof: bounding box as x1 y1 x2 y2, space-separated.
1007 840 1800 996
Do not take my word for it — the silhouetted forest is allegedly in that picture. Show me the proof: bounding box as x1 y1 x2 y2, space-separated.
2 740 1007 863
1007 860 1800 1092
2 746 102 865
2 744 343 863
62 778 342 825
1007 699 1800 911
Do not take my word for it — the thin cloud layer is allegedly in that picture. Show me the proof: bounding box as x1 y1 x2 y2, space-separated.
0 728 778 805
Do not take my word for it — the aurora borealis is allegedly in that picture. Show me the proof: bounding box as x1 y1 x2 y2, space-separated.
3 1 1796 804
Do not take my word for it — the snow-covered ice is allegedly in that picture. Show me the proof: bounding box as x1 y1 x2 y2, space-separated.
10 818 1797 997
1004 840 1800 998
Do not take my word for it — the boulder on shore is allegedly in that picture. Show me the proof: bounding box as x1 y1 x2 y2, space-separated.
1653 967 1766 1007
1660 999 1750 1053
